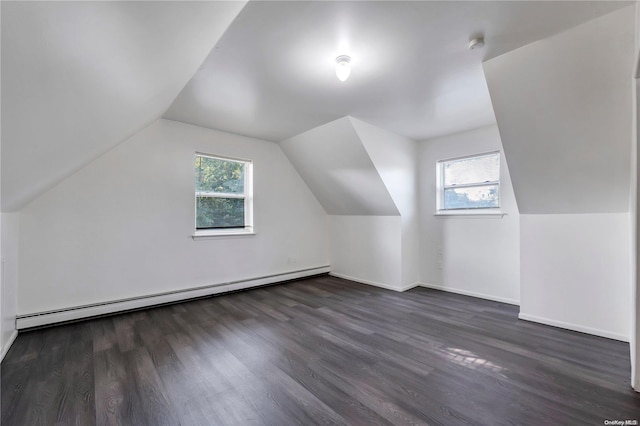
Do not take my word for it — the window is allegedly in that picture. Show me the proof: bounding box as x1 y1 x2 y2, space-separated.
437 151 500 212
194 153 253 235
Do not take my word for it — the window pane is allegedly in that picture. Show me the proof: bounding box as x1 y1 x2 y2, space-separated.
443 185 499 210
196 197 245 229
195 156 244 194
444 153 499 187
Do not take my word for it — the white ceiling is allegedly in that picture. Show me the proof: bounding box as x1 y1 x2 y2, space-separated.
1 1 246 211
2 1 630 212
164 1 629 142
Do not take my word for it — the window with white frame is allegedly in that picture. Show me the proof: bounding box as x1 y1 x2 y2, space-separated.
195 153 253 233
437 152 500 211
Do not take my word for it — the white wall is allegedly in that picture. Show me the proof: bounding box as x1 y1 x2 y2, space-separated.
17 119 329 315
419 125 520 304
351 118 419 287
281 117 413 290
329 215 403 290
279 117 398 216
0 1 14 360
484 6 634 214
1 1 247 212
1 213 18 359
520 213 631 341
631 1 640 392
632 78 638 387
483 6 634 343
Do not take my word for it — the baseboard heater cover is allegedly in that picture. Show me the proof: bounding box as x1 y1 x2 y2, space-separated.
16 265 330 329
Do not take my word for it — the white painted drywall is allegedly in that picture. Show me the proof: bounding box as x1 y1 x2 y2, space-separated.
631 78 638 388
1 213 18 356
1 1 247 212
419 125 520 304
282 117 419 290
329 215 402 290
350 117 419 287
520 213 631 341
279 117 399 216
483 6 635 214
17 119 329 315
631 3 640 392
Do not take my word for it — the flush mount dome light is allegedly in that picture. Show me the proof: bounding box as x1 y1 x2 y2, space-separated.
335 55 351 82
468 37 485 50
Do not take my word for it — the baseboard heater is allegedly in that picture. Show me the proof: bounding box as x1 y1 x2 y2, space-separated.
16 265 331 330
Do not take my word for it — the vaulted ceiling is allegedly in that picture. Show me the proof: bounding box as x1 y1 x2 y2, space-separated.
164 1 628 142
1 1 247 211
1 1 631 212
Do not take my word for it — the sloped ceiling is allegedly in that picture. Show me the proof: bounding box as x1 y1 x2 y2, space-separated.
2 1 631 213
280 117 399 216
484 6 634 214
164 1 628 142
350 117 417 219
1 1 247 212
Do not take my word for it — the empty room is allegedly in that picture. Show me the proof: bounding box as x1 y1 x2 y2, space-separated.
1 1 640 424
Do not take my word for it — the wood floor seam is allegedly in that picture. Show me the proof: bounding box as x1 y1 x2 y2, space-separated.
2 275 639 425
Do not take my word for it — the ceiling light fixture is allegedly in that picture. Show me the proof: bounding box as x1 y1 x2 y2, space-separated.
335 55 351 82
468 37 485 50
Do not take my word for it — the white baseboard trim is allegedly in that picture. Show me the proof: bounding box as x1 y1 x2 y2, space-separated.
418 283 520 306
1 330 18 363
518 313 628 342
329 272 418 292
16 265 330 330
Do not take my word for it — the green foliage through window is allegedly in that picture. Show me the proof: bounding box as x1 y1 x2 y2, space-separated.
195 155 249 229
195 156 244 194
196 197 245 228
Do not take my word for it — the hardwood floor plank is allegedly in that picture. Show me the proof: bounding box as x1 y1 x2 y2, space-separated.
124 347 180 426
94 346 130 426
3 275 640 425
55 336 95 425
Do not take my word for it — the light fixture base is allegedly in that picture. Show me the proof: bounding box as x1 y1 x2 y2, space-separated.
468 37 485 50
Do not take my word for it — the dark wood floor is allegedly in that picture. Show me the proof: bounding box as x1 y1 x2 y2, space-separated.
2 275 639 425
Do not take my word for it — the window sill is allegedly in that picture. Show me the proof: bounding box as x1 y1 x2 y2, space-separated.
434 210 506 218
192 229 256 239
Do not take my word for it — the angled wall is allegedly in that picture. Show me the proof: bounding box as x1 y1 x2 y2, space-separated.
280 117 419 290
1 1 247 212
17 119 329 318
484 7 635 340
484 7 633 215
350 118 419 288
279 117 398 216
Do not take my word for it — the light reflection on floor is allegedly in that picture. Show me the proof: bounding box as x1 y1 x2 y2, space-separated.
438 347 506 374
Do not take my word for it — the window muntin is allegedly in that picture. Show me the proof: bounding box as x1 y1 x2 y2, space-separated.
437 152 500 211
195 154 253 231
